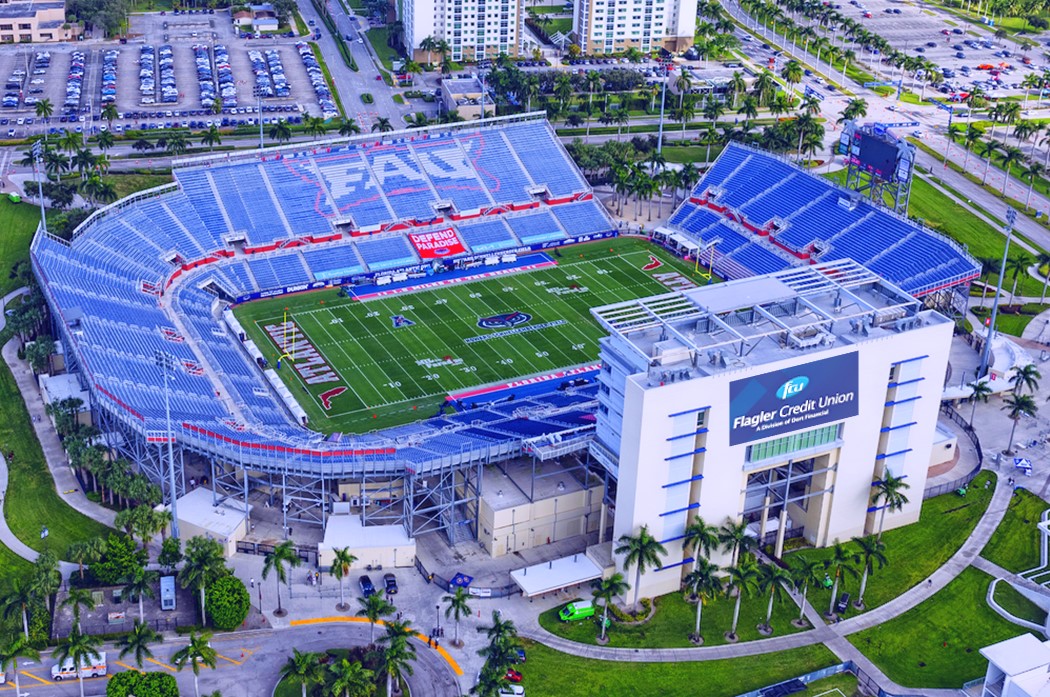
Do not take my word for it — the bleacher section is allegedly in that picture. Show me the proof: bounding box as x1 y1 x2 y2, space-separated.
665 143 981 296
32 117 614 470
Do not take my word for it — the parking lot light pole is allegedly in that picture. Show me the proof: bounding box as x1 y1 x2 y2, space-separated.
978 208 1017 380
254 87 264 149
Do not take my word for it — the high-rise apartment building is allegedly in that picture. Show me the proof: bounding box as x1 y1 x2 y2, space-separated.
573 0 697 55
402 0 523 63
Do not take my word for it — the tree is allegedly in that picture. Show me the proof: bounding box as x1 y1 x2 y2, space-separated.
118 621 159 669
357 593 395 645
279 649 323 697
371 117 394 133
736 95 759 127
378 619 416 697
682 557 720 643
823 540 859 617
1003 393 1039 455
165 131 188 156
331 547 357 611
67 537 104 581
851 535 888 608
981 140 1001 185
781 60 803 88
178 536 227 625
328 657 375 697
0 579 36 639
749 564 786 636
871 473 911 541
304 115 328 138
172 631 217 697
263 540 301 617
479 610 517 648
158 536 183 573
268 120 292 145
723 559 760 640
968 379 993 425
53 625 103 697
590 573 629 642
999 145 1025 196
25 336 54 374
101 104 118 128
339 119 362 137
1024 162 1046 209
718 518 755 568
614 525 667 611
61 587 97 630
1010 363 1041 395
200 125 222 151
0 634 39 697
786 554 822 626
684 515 720 569
204 575 250 630
442 586 471 647
97 130 114 153
106 671 178 697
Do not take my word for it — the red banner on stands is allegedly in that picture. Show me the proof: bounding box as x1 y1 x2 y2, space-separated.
407 228 466 259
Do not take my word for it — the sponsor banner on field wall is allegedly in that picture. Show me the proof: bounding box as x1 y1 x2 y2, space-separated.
407 228 467 259
231 231 618 303
728 352 859 446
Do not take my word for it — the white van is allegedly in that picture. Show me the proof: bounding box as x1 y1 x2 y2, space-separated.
51 651 106 681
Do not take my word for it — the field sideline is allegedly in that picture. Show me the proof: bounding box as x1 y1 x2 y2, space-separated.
233 237 711 433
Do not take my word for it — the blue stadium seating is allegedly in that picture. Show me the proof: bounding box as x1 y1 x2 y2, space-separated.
414 136 493 212
730 244 792 275
364 143 438 222
355 235 419 271
302 245 365 280
312 149 393 228
506 211 566 245
501 122 586 196
262 155 338 236
458 219 519 254
459 130 535 203
247 253 310 290
550 201 613 237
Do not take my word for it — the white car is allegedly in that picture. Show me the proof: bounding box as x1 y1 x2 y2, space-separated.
912 130 925 139
498 686 525 697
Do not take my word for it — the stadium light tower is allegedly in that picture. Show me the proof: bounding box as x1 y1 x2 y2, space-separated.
154 349 181 540
977 208 1017 381
31 140 46 235
656 63 668 155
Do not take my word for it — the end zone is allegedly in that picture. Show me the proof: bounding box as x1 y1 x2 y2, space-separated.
347 253 558 301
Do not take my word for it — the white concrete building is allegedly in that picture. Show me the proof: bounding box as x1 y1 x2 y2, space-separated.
979 634 1050 697
573 0 696 56
590 260 954 603
403 0 523 63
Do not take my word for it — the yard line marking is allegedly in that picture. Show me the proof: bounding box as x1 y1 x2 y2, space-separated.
145 658 177 672
115 661 142 672
19 670 52 685
215 653 243 666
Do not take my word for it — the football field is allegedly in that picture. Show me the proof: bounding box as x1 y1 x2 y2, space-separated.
233 238 708 433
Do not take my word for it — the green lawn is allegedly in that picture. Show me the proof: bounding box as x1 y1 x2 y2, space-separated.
0 200 42 297
982 488 1049 572
233 238 708 433
785 471 996 617
849 568 1034 688
366 27 402 72
107 170 173 200
803 672 859 695
520 640 839 697
538 589 807 648
661 143 726 165
992 580 1047 625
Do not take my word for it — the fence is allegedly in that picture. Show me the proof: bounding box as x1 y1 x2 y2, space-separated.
413 557 521 599
923 404 985 500
53 616 184 640
735 661 960 697
236 540 316 565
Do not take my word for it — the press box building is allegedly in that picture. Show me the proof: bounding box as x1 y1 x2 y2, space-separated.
589 261 954 603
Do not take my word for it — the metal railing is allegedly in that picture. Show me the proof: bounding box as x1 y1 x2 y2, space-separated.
926 404 984 499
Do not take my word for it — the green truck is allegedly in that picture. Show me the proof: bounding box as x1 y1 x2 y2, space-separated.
559 600 596 622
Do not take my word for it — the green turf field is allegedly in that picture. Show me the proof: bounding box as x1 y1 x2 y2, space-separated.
233 238 708 433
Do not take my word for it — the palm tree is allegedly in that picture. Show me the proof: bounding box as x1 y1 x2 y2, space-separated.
614 525 667 611
0 579 35 639
757 563 792 634
331 547 357 611
684 515 720 567
339 118 362 137
179 536 226 625
34 97 53 126
419 35 437 67
357 593 395 645
101 103 118 129
590 573 629 643
682 557 721 643
371 117 394 133
200 125 222 151
999 145 1025 196
1011 363 1042 395
172 631 218 697
96 129 114 153
871 473 911 540
824 540 859 617
53 625 102 697
724 559 760 641
118 621 159 668
268 120 292 145
123 568 158 623
60 588 96 630
165 130 188 156
279 648 323 697
263 540 302 617
851 535 888 608
718 518 755 568
1024 162 1046 209
786 554 822 626
479 610 517 648
968 379 993 425
378 619 416 697
442 587 471 647
328 657 375 697
781 60 803 88
736 96 759 128
981 140 1001 185
1007 253 1032 303
0 634 39 697
1003 393 1039 455
304 115 328 138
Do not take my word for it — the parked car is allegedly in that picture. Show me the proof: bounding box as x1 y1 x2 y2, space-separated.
359 575 376 597
505 669 523 683
383 573 398 595
835 592 851 613
559 600 595 622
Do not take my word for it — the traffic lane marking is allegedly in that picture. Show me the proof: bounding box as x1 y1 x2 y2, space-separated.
215 653 243 666
146 657 177 672
19 670 52 685
114 660 142 672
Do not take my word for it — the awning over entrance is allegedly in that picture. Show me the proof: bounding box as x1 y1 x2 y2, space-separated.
509 554 603 597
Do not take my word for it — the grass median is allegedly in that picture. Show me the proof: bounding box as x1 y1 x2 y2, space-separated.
982 487 1049 573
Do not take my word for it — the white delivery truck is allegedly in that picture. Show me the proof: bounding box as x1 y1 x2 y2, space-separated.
51 651 106 680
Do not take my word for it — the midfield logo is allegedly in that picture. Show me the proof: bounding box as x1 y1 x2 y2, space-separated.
478 311 532 329
391 315 415 328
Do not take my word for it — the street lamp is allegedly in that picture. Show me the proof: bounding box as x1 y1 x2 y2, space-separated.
435 603 441 634
977 208 1018 381
253 87 265 149
154 350 181 539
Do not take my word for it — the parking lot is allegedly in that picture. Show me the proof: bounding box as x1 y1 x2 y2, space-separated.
0 9 339 139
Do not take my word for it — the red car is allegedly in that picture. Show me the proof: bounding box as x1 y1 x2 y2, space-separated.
505 670 523 684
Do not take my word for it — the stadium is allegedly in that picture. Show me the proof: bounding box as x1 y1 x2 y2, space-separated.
30 113 982 565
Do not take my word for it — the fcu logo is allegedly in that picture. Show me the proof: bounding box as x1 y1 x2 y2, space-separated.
776 376 810 400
